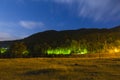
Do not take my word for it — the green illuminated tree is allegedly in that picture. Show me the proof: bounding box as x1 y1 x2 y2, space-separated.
0 47 8 58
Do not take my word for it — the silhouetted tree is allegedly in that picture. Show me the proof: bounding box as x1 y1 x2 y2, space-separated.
9 42 29 57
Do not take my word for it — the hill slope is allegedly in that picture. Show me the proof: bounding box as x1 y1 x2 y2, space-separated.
0 26 120 56
23 26 120 45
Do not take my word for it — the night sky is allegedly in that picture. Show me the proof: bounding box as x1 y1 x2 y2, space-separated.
0 0 120 41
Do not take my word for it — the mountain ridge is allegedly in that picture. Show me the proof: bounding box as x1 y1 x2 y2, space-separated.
0 26 120 43
0 25 120 57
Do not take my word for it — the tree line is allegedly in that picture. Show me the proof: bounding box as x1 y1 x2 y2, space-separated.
0 39 120 58
0 28 120 58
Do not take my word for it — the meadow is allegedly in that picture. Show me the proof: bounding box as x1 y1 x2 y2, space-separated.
0 57 120 80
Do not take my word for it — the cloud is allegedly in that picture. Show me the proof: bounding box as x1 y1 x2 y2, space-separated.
53 0 120 21
19 21 44 29
0 21 44 41
0 32 18 41
0 31 29 41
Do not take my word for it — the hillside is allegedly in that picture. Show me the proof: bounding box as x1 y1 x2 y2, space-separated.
23 26 120 44
0 26 120 57
21 26 120 56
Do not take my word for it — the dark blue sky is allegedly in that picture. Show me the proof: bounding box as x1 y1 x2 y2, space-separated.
0 0 120 41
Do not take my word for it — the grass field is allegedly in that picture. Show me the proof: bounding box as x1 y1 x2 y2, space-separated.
0 57 120 80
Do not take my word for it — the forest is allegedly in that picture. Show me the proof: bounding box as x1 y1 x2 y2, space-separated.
0 26 120 58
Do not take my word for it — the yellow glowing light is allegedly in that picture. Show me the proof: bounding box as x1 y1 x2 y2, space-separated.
114 48 119 53
109 48 120 53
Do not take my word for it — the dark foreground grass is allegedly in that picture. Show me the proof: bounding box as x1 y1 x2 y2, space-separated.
0 57 120 80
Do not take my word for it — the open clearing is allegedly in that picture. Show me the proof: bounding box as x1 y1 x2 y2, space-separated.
0 58 120 80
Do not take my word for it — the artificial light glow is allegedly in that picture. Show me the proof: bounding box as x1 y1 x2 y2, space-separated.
108 47 120 53
0 48 8 54
47 48 71 55
47 48 88 55
114 48 119 53
80 49 88 54
22 50 29 55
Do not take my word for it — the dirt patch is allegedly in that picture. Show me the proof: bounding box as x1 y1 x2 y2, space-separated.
24 68 66 75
